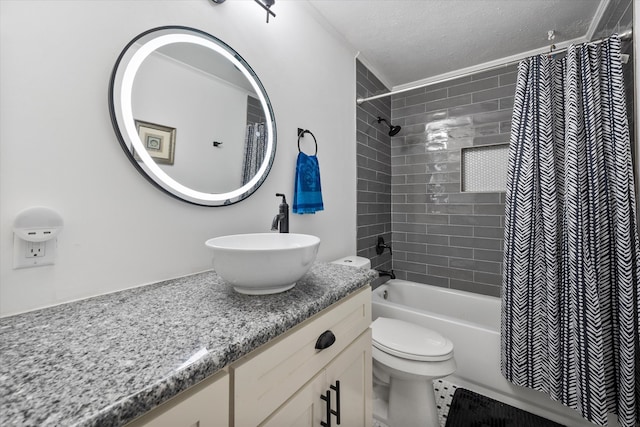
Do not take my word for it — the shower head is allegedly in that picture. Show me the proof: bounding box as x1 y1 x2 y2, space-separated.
376 117 401 136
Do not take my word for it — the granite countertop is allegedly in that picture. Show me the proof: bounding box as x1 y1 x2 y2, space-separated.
0 262 377 427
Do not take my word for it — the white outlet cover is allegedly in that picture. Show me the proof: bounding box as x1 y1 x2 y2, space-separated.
13 234 57 269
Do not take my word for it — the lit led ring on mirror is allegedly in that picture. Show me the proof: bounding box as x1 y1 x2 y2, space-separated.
111 27 276 206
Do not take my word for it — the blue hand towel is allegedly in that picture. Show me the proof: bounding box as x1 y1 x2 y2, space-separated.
293 152 324 214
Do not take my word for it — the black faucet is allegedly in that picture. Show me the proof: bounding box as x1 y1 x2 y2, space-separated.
376 269 396 280
271 193 289 233
376 236 392 255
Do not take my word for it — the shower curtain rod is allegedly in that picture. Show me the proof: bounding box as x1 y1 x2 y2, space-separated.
356 29 633 105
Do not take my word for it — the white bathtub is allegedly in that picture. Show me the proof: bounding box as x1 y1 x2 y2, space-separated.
372 280 593 427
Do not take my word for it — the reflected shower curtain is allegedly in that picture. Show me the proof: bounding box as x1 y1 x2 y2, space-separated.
502 35 640 427
241 123 267 185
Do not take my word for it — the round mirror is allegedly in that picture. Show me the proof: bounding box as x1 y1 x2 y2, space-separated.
109 26 276 206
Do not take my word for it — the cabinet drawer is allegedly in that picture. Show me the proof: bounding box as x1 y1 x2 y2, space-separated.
232 286 371 427
125 369 229 427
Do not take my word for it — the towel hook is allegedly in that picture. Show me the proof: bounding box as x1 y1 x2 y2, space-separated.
297 128 318 156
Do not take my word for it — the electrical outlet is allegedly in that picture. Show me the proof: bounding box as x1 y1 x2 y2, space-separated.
13 235 57 269
26 241 46 258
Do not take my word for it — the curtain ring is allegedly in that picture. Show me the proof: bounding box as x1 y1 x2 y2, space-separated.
297 129 318 155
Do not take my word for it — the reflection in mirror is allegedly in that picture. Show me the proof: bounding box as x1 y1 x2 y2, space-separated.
109 26 276 206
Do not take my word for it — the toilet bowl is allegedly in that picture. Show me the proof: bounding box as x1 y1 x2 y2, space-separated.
371 317 456 427
330 256 456 427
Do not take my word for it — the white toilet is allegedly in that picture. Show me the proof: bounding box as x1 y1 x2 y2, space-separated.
372 317 456 427
332 256 457 427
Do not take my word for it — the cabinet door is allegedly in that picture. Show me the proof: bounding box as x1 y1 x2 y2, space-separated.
125 370 229 427
260 373 326 427
262 330 372 427
233 287 371 426
324 330 372 427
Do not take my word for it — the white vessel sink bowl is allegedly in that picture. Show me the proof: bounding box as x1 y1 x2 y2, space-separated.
205 233 321 295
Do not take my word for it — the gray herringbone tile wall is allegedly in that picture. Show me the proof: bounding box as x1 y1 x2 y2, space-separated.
390 66 517 297
356 60 392 271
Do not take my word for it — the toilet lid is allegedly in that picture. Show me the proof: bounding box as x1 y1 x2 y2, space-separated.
371 317 454 362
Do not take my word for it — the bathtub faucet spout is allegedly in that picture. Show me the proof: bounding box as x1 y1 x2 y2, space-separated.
376 269 396 280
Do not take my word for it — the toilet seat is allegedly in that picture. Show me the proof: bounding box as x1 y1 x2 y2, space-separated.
371 317 453 362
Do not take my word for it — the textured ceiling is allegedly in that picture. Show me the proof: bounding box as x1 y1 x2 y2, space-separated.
307 0 605 89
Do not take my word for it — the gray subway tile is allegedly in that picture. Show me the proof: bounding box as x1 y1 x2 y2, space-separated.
394 103 427 119
499 72 518 86
448 77 498 97
426 162 460 173
402 110 448 126
426 204 473 215
473 204 505 215
427 244 474 258
393 260 427 274
446 192 501 204
499 97 514 110
473 134 509 146
406 174 429 184
449 215 501 226
405 232 432 244
449 257 501 274
357 191 377 203
393 86 425 100
392 98 405 109
473 226 504 238
391 175 406 185
394 222 426 233
407 214 450 225
406 252 450 266
472 84 517 103
448 100 499 117
426 183 461 194
405 194 430 204
427 224 474 236
391 156 407 166
424 151 462 164
474 271 502 286
424 94 472 113
472 110 513 125
474 248 503 262
424 234 449 245
393 183 427 194
391 143 427 157
405 88 448 107
428 265 474 281
395 241 427 254
450 236 502 250
394 203 426 214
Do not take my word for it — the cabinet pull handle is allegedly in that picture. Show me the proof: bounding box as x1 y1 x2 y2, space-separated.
315 330 336 350
320 389 332 427
330 380 341 425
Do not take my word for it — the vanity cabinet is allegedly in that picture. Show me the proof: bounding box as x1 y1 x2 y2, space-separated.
261 331 372 427
125 369 229 427
233 286 371 426
126 286 371 427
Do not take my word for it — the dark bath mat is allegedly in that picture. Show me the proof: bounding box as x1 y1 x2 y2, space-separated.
444 388 565 427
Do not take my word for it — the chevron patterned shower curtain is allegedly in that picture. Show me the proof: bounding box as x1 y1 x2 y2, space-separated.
501 35 640 427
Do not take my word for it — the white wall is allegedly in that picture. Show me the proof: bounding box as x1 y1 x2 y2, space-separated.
0 0 358 316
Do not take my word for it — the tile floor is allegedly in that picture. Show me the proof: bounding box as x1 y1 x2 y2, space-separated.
373 379 458 427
